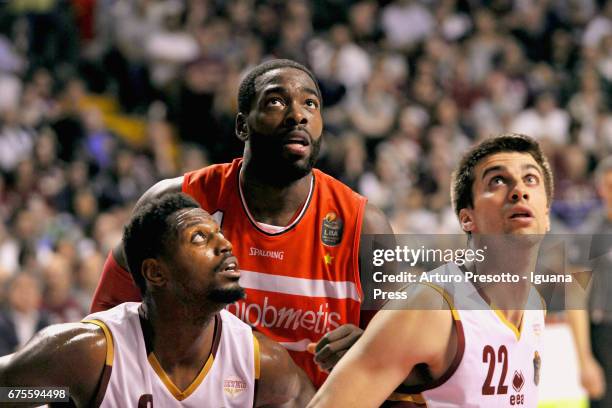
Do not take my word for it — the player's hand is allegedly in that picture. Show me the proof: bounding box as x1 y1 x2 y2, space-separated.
580 355 606 399
306 324 363 373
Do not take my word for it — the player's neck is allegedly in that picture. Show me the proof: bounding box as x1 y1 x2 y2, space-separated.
472 239 536 314
240 165 312 226
140 300 217 372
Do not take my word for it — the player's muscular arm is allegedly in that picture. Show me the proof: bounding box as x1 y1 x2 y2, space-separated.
307 285 455 408
0 323 107 407
90 177 184 312
567 309 606 399
255 332 315 408
361 202 394 236
360 202 395 320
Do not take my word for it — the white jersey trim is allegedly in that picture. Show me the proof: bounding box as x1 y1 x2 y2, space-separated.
239 269 361 302
238 167 314 235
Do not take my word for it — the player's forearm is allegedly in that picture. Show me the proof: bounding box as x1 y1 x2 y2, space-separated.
567 309 594 363
307 367 381 408
307 347 402 408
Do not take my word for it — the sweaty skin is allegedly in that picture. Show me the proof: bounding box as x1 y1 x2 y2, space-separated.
0 323 314 407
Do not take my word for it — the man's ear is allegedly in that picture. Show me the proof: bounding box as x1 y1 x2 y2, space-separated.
235 113 249 142
459 208 476 233
142 258 167 289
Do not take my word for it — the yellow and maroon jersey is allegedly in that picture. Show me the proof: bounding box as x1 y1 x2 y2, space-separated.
84 303 259 407
385 263 545 407
183 158 367 388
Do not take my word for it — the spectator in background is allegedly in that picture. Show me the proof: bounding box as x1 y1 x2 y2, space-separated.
434 0 471 42
74 249 103 312
41 253 84 324
466 8 504 84
552 144 599 230
71 187 99 235
511 91 570 146
0 111 35 173
274 16 311 66
309 24 372 95
568 69 605 152
348 69 398 147
91 210 125 256
0 222 18 285
381 0 434 51
568 156 612 407
390 187 437 234
348 1 382 47
145 3 199 91
583 0 612 50
0 272 49 356
54 159 90 213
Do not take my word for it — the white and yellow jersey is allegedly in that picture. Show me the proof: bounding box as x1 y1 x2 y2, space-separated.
83 302 260 407
386 263 545 408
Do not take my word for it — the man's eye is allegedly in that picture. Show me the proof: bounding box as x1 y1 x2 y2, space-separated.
192 232 206 243
525 174 538 184
306 99 319 108
490 176 505 186
267 98 284 107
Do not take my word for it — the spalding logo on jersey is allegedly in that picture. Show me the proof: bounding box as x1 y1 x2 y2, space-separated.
322 212 343 246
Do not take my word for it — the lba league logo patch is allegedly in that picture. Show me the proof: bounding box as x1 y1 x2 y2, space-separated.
223 375 247 397
321 212 343 246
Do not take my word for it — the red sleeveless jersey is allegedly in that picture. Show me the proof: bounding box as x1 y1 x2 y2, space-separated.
183 158 366 387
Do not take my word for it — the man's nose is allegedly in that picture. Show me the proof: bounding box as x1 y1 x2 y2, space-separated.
510 183 529 202
215 232 232 255
284 101 308 127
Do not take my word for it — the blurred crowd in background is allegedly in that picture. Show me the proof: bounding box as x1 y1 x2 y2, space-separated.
0 0 610 353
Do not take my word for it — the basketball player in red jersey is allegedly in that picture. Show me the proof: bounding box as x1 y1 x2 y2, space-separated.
90 59 393 388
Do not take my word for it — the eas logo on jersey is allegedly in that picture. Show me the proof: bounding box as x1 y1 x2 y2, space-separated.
512 371 525 392
223 375 247 397
322 212 343 246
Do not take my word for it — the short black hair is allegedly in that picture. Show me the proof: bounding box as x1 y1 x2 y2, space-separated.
452 133 554 218
123 193 200 295
237 59 321 114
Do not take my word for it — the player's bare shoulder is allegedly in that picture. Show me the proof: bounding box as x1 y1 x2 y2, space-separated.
362 202 393 235
0 323 107 407
136 176 184 207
